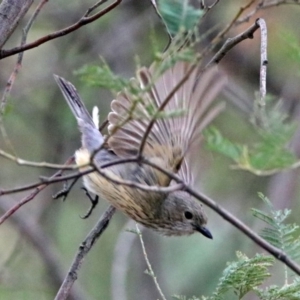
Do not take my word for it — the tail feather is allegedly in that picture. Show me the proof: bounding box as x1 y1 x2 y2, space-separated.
54 75 104 152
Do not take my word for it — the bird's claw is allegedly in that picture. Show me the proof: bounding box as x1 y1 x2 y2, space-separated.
80 188 99 219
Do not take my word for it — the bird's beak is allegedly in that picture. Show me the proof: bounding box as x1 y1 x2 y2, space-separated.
196 226 213 239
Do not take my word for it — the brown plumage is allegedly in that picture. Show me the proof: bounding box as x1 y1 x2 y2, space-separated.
55 58 226 237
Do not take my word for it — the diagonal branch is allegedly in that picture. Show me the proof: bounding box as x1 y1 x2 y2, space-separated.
0 0 122 59
54 205 116 300
139 158 300 276
207 21 260 66
0 156 75 225
236 0 300 25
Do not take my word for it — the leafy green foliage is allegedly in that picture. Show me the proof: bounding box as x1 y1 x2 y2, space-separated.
204 99 298 175
209 252 274 300
174 199 300 300
173 295 200 300
75 61 130 95
252 193 300 263
204 126 244 161
255 279 300 300
157 0 203 37
174 252 274 300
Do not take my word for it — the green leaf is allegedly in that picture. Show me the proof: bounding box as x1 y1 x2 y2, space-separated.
204 126 244 161
205 98 298 175
158 0 203 36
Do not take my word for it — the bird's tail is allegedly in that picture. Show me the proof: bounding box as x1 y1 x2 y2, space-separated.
54 75 104 152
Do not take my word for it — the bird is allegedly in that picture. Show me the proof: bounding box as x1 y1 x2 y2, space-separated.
54 57 226 237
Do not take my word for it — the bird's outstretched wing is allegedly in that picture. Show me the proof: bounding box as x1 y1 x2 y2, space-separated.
107 60 226 185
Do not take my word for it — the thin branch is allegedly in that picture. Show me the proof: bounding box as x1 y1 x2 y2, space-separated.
255 18 268 127
0 156 74 225
0 0 48 153
257 18 268 103
54 205 116 300
207 21 260 66
202 0 221 17
138 158 300 276
84 0 109 17
135 224 167 300
92 162 184 193
0 167 93 196
1 0 48 108
236 0 300 25
211 0 257 45
0 148 78 170
0 0 122 59
0 158 182 197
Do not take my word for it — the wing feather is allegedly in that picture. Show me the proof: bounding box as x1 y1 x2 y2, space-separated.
107 60 226 184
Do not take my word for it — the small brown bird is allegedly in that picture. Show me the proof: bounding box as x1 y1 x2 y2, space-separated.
55 59 226 237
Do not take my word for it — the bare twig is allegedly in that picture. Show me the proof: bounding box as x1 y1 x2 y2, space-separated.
54 205 116 300
207 21 260 66
0 148 78 169
0 157 183 197
211 0 257 45
0 156 74 225
135 224 167 300
84 0 109 17
0 167 94 196
0 0 48 154
257 18 267 103
202 0 221 17
0 0 49 115
0 0 122 59
236 0 300 25
255 18 268 127
92 163 184 193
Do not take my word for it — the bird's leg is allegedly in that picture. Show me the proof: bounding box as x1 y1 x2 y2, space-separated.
80 187 99 219
52 177 79 201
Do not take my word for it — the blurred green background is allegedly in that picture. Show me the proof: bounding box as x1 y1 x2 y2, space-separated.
1 0 300 299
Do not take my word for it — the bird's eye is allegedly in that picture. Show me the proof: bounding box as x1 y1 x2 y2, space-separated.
184 211 193 219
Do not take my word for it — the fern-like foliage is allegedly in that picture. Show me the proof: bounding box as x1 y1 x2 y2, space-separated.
250 193 300 299
74 61 130 95
174 252 274 300
209 252 274 300
174 198 300 300
255 278 300 300
172 296 200 300
252 193 300 263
